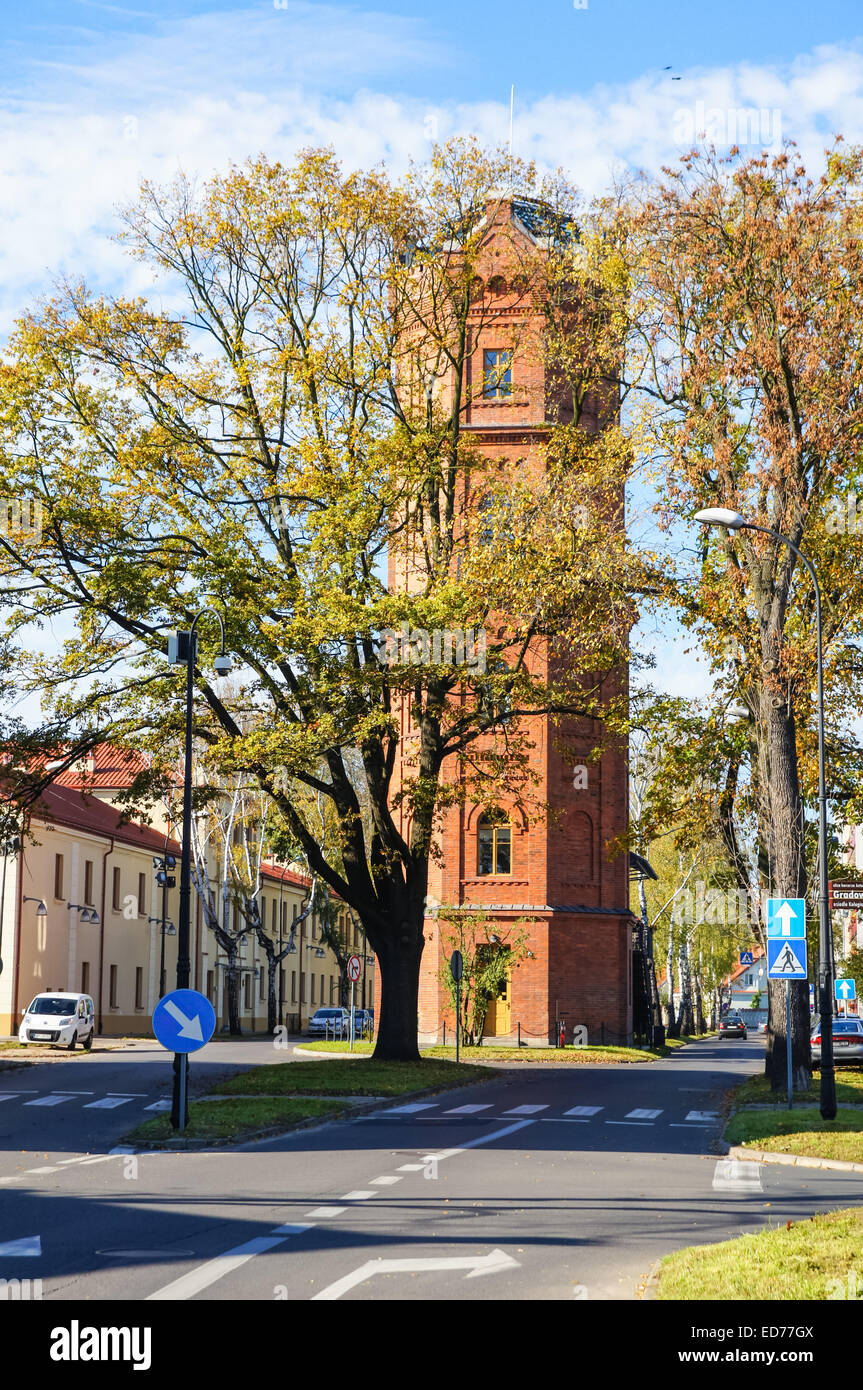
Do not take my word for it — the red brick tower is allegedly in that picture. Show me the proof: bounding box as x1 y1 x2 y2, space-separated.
392 193 632 1047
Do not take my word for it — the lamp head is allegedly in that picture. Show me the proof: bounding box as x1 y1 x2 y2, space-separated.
694 507 746 529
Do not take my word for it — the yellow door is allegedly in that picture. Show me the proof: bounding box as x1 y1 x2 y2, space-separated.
484 974 511 1036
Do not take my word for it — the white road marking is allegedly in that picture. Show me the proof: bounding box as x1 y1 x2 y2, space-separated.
503 1104 548 1115
25 1167 58 1175
0 1235 41 1257
445 1104 493 1114
396 1163 426 1171
564 1105 603 1117
341 1191 378 1200
144 1100 172 1112
98 1249 196 1258
605 1120 654 1126
24 1094 74 1107
540 1117 590 1123
625 1108 662 1120
369 1175 402 1186
313 1248 519 1301
107 1093 148 1097
147 1225 314 1301
51 1091 94 1095
422 1118 536 1164
305 1206 347 1218
382 1102 438 1114
712 1159 764 1193
84 1096 135 1109
684 1110 719 1122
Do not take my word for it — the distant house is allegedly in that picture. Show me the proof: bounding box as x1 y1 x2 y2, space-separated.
726 947 768 1024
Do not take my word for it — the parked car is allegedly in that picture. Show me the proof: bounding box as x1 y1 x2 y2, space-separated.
811 1016 863 1064
348 1008 373 1037
719 1013 748 1040
307 1007 350 1037
18 993 95 1050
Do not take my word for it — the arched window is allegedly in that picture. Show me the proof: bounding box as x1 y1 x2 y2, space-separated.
488 274 507 296
477 814 512 876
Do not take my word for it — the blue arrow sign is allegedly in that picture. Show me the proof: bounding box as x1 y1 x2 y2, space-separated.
739 950 754 965
766 897 806 939
767 937 808 980
835 978 857 1001
153 989 216 1054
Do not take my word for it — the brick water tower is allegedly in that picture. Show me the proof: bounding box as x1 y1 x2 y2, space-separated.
388 191 633 1047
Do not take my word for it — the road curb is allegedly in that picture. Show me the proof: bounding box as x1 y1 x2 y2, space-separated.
727 1143 863 1174
641 1259 663 1300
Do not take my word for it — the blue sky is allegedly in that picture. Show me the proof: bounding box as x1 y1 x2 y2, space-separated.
3 0 863 714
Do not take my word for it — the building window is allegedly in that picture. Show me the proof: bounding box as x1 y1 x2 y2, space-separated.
311 975 316 1005
109 965 118 1009
477 816 512 875
207 969 214 1003
482 348 512 399
320 973 325 1003
244 973 252 1010
135 967 144 1009
258 968 265 1002
54 854 64 900
138 873 146 918
291 970 297 1003
84 859 94 906
330 977 336 1004
112 867 121 912
80 961 90 994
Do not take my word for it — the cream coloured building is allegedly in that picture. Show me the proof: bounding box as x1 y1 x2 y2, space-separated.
0 748 374 1036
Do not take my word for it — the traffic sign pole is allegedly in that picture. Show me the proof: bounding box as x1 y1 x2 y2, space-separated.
785 981 793 1111
350 979 355 1052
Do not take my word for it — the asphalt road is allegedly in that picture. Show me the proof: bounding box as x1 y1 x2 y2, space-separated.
1 1035 860 1301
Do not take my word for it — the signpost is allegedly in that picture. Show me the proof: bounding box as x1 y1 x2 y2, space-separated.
829 880 863 910
835 978 857 1015
766 898 808 1110
152 989 216 1133
450 950 463 1064
347 954 361 1051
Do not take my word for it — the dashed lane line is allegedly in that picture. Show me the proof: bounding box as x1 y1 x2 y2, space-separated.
147 1224 315 1301
305 1206 347 1218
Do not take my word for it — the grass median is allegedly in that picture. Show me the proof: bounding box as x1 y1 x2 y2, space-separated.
656 1208 863 1299
733 1068 863 1107
296 1039 703 1063
216 1057 493 1096
127 1096 344 1144
725 1107 863 1163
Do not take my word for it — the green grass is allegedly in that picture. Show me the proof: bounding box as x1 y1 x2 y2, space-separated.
214 1057 493 1097
734 1068 863 1107
126 1096 343 1144
657 1208 863 1300
296 1040 693 1063
725 1106 863 1163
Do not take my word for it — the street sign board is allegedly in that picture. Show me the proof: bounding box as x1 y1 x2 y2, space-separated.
152 989 216 1054
829 880 863 909
739 950 754 965
347 955 361 983
450 950 463 982
767 937 808 980
766 897 806 939
836 978 857 1002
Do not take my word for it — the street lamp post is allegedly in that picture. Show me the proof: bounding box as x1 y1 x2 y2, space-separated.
694 507 836 1120
167 609 232 1129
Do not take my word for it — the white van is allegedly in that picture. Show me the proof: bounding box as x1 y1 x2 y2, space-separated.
18 993 95 1050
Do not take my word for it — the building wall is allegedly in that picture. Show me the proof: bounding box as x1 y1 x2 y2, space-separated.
0 813 372 1037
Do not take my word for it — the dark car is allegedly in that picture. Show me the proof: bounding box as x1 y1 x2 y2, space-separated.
719 1013 748 1039
811 1016 863 1064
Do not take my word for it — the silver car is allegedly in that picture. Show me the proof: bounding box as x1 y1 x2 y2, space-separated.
811 1016 863 1063
307 1007 350 1037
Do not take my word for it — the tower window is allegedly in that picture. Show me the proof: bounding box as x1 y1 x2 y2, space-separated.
477 817 512 875
482 349 512 399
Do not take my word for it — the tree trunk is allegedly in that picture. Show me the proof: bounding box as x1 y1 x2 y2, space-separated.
678 933 694 1036
371 926 423 1062
757 690 811 1091
694 967 705 1035
225 949 242 1037
665 920 678 1034
266 949 278 1033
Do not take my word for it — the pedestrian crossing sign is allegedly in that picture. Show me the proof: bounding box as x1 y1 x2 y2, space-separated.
767 937 808 979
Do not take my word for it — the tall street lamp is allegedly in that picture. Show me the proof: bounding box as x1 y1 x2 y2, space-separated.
167 608 232 1128
152 852 177 999
694 507 836 1120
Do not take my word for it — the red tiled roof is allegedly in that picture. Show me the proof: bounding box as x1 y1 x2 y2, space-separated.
31 783 180 855
53 742 153 791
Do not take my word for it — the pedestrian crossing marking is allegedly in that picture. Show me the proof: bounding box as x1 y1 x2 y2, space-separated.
503 1104 549 1115
684 1110 718 1122
564 1105 603 1117
84 1096 135 1110
625 1108 662 1120
24 1094 74 1107
444 1104 493 1114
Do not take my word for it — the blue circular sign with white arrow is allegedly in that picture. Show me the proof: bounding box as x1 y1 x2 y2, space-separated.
152 988 216 1054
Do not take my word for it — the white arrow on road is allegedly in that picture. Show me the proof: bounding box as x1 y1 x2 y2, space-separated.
0 1235 41 1256
164 999 204 1042
312 1248 519 1301
776 901 796 936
